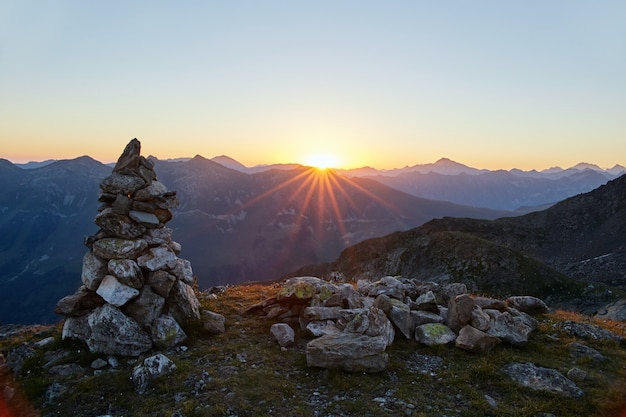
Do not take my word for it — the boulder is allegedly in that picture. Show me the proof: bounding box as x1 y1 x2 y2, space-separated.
107 259 144 289
472 296 506 311
506 296 549 315
170 258 195 285
151 315 187 348
144 227 174 245
137 246 178 271
100 173 146 195
85 304 152 356
306 334 389 372
343 307 395 347
270 323 295 347
412 290 438 313
455 325 501 353
388 299 413 339
96 275 140 307
363 276 405 300
81 252 108 291
469 305 491 331
92 238 148 260
487 312 534 346
123 286 165 326
447 294 474 333
128 210 160 227
303 306 343 321
305 320 341 337
147 270 177 298
201 310 226 334
95 208 147 239
568 342 605 362
441 283 467 304
132 353 177 394
411 310 444 327
134 180 168 201
55 286 105 317
167 281 201 322
557 321 624 342
502 362 583 398
415 323 457 346
595 299 626 322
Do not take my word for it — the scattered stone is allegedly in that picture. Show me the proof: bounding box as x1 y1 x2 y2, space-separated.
48 363 84 377
502 362 583 398
568 342 605 362
567 367 587 382
405 353 444 375
201 310 226 334
91 358 108 369
34 336 55 348
558 320 624 342
270 323 295 347
45 383 68 404
132 354 178 394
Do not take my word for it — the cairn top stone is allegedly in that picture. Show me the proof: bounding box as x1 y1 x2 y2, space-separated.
113 138 142 174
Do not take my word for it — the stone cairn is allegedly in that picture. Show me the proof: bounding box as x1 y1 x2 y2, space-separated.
56 139 222 357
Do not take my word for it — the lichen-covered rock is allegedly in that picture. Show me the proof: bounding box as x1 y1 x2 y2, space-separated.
343 307 395 347
95 208 147 238
415 323 457 346
92 238 148 260
151 314 187 348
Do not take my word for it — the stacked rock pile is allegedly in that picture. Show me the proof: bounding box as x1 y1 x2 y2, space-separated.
246 275 549 372
55 139 218 356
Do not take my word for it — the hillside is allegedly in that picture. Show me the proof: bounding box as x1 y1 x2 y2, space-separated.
288 174 626 314
1 283 625 417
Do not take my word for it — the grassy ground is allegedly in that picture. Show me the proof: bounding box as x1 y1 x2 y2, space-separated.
2 283 626 417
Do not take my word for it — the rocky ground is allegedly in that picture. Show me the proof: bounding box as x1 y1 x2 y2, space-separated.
1 282 626 417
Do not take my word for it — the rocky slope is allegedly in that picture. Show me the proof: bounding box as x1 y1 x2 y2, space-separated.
288 174 626 314
1 282 625 417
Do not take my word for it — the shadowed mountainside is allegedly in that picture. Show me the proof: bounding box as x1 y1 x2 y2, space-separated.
288 174 626 313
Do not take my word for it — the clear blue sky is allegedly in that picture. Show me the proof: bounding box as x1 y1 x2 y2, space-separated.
1 1 625 170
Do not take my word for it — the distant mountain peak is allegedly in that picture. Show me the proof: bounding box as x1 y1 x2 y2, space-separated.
211 155 249 171
572 162 602 171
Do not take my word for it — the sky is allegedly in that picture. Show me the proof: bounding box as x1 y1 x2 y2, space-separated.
1 1 625 170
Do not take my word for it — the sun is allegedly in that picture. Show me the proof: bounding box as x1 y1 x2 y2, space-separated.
303 153 339 170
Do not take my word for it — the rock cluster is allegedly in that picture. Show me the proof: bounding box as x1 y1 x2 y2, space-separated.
247 275 549 372
55 139 217 356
